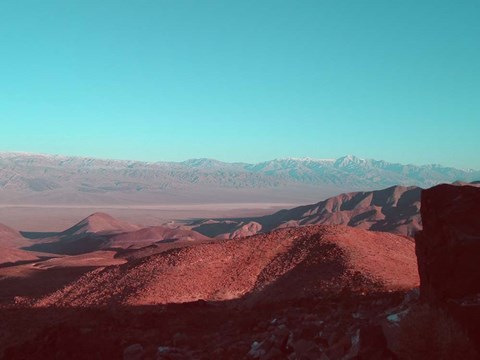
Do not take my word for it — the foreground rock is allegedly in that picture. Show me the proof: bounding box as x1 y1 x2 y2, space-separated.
2 291 412 359
415 183 480 352
416 184 480 303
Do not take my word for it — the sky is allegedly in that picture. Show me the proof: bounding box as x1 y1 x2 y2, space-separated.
0 1 479 169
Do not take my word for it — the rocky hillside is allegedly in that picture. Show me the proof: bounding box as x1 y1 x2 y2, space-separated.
1 224 419 359
35 225 418 307
191 185 423 238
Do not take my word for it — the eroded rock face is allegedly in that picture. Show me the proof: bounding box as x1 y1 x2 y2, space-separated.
415 184 480 304
415 184 480 352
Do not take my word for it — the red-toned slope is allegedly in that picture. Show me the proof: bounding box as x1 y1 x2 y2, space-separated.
250 225 417 304
61 212 140 236
0 223 39 265
0 247 42 266
36 225 418 307
0 223 28 248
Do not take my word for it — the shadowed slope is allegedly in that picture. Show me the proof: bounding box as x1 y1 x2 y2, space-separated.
192 185 423 238
35 225 418 307
61 212 140 236
0 247 43 267
22 213 141 255
107 226 210 248
23 213 209 255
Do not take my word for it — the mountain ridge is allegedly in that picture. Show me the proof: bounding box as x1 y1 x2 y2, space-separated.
190 185 423 238
2 152 476 171
1 152 478 207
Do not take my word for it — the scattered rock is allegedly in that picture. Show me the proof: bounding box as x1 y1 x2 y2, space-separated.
262 346 283 360
326 333 351 359
123 344 144 360
357 325 396 360
156 346 192 360
401 287 419 305
386 309 410 325
248 341 266 359
293 339 322 359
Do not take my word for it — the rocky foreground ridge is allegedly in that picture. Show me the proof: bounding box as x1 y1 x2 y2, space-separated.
1 224 420 359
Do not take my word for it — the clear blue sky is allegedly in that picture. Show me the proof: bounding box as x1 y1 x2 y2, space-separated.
0 1 479 169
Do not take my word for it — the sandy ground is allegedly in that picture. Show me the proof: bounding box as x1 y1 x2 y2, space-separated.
0 251 125 278
0 203 296 232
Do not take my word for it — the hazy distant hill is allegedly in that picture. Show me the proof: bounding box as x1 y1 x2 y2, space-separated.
21 212 210 255
0 152 478 205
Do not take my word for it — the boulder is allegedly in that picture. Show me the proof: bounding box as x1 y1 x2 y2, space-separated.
415 184 480 351
248 341 267 359
292 339 322 359
356 325 396 360
416 184 480 304
156 346 192 360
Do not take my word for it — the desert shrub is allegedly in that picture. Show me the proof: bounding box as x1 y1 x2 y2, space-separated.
395 304 477 360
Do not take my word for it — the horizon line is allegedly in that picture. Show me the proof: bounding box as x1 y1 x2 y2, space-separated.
0 150 477 172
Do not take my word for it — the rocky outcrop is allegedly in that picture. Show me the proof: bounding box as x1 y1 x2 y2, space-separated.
415 184 480 304
415 183 480 351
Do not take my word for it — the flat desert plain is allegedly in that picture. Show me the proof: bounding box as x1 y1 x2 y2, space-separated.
0 203 295 232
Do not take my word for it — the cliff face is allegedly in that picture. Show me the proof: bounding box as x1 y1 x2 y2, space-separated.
416 184 480 304
415 184 480 350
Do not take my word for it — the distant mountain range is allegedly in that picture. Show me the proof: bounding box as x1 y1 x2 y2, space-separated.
0 152 478 205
